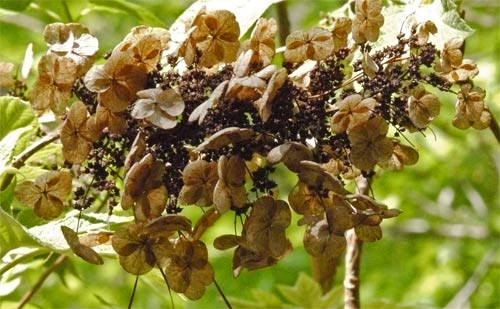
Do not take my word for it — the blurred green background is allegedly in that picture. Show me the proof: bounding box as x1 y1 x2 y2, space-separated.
0 0 498 308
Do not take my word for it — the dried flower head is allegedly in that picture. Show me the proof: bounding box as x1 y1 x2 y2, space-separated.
330 94 377 133
407 85 440 129
284 27 334 63
179 160 218 206
15 171 72 219
187 10 240 67
132 87 185 130
121 153 168 222
61 226 104 265
61 101 99 164
213 155 247 213
452 84 491 130
164 239 214 300
240 18 277 66
29 53 77 115
84 51 147 112
352 0 384 44
331 17 352 51
435 37 463 73
348 116 393 171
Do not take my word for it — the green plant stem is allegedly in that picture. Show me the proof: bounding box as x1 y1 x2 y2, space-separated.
276 1 290 47
128 276 139 309
0 132 60 192
17 254 67 309
61 0 73 22
213 278 232 309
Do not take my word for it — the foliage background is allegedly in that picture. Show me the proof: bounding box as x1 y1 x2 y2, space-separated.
0 0 498 308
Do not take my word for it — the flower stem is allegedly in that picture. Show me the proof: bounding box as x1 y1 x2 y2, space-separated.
17 254 67 309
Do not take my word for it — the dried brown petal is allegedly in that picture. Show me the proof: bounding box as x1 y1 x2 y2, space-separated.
352 0 384 43
61 226 104 265
254 68 287 122
407 86 440 129
84 52 147 112
284 27 334 63
379 140 419 170
189 10 240 67
165 239 214 300
330 94 377 133
132 87 184 130
240 18 277 66
298 161 347 195
29 54 77 115
267 142 313 173
0 62 15 87
179 160 218 206
213 234 241 250
189 80 228 125
354 224 382 242
95 103 127 134
331 17 352 51
288 181 330 217
416 21 437 46
15 171 72 220
349 116 393 171
452 84 489 130
213 155 247 213
196 127 254 152
303 219 346 258
243 196 291 257
61 101 99 164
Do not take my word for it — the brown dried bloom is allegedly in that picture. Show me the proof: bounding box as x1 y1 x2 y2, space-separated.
352 0 384 44
348 116 393 171
379 140 419 170
43 22 98 74
84 51 147 112
416 21 437 46
242 196 292 257
407 85 440 129
240 18 277 66
284 27 334 63
453 84 491 130
61 101 99 164
188 10 240 67
95 104 127 134
29 53 77 115
178 160 218 206
254 67 288 122
331 17 352 51
435 37 463 73
213 155 247 213
330 94 377 133
15 171 72 220
132 87 185 130
121 153 168 222
61 226 104 265
113 26 170 72
165 239 214 300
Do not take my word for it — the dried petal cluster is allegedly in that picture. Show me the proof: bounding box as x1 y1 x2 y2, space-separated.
15 3 492 305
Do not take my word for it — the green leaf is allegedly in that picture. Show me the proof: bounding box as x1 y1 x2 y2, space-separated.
0 0 32 12
0 96 36 141
0 126 33 178
88 0 166 27
277 273 323 308
0 176 16 213
0 207 38 258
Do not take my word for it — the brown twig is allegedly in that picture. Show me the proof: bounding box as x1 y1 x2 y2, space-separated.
17 254 67 309
344 176 370 309
488 110 500 146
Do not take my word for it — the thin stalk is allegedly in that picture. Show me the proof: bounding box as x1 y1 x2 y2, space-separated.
157 261 175 309
488 110 500 145
343 176 370 309
213 278 232 309
17 254 67 309
61 0 73 22
128 276 139 309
